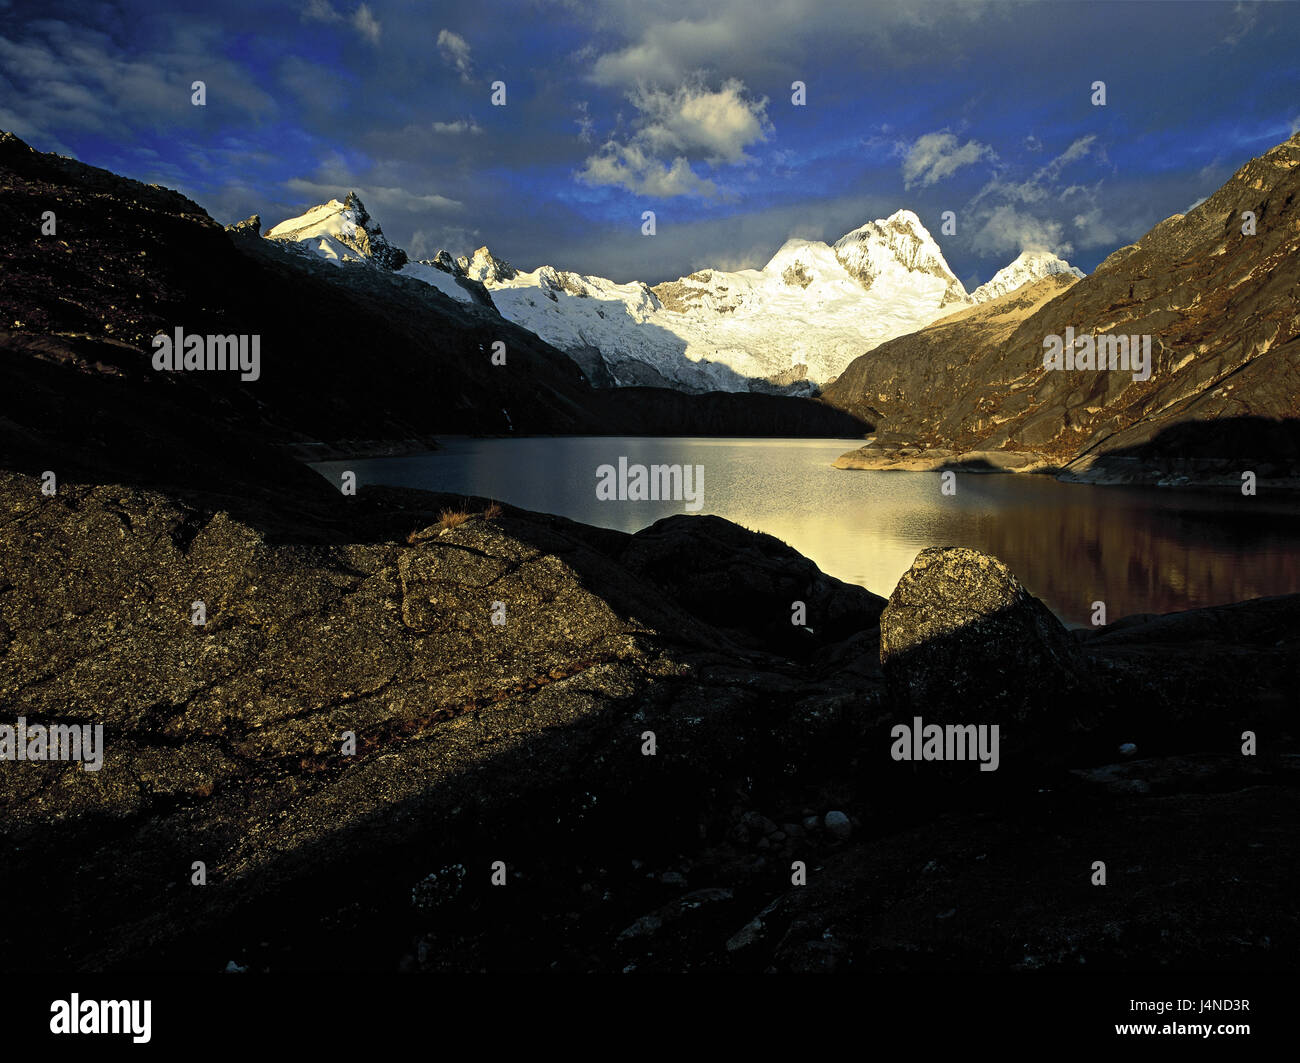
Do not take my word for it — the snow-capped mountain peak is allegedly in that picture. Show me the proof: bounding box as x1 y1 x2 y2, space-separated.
969 249 1086 303
832 210 969 307
460 246 518 284
265 191 408 271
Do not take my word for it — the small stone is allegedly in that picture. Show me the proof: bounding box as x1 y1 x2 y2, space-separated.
617 913 663 941
726 919 764 952
1119 742 1137 756
660 871 687 887
740 811 779 837
824 811 852 839
802 816 820 832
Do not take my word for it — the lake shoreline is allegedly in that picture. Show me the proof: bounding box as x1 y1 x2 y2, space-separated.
311 437 1300 626
833 443 1300 490
291 434 1300 492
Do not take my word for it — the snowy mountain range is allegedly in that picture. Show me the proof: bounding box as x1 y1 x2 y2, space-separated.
263 195 1086 393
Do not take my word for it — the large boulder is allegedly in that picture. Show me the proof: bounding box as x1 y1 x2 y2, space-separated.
621 514 886 654
879 547 1095 732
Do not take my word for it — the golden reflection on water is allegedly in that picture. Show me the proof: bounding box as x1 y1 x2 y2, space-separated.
319 437 1300 627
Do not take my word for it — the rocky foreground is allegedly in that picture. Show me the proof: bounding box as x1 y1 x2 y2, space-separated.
1 470 1296 973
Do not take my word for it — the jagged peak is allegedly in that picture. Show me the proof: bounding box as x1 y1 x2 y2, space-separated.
462 245 518 284
835 208 934 247
224 214 261 236
264 193 407 271
831 209 967 301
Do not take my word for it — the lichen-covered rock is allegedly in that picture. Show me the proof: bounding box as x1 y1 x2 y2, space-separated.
879 547 1094 729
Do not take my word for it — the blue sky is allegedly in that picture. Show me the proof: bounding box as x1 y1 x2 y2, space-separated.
1 0 1297 287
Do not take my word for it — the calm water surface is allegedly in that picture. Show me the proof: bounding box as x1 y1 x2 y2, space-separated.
314 437 1300 626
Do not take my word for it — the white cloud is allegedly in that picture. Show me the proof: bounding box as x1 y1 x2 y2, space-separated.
0 21 274 146
591 18 738 86
698 244 772 273
584 0 990 89
960 133 1111 256
430 119 482 135
1050 135 1098 171
971 204 1071 257
974 135 1100 206
302 2 380 45
302 0 342 23
1222 1 1258 47
408 226 482 261
284 156 463 214
575 100 595 143
902 131 995 189
352 4 381 44
437 29 474 81
631 79 770 164
1070 206 1123 249
577 78 768 198
578 143 716 197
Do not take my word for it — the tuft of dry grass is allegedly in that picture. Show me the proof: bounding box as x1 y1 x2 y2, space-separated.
438 508 472 530
483 501 503 520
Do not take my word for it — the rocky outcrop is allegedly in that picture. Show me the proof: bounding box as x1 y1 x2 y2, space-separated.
340 191 407 271
622 515 886 654
826 131 1300 485
224 214 261 236
879 548 1096 741
408 250 497 309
